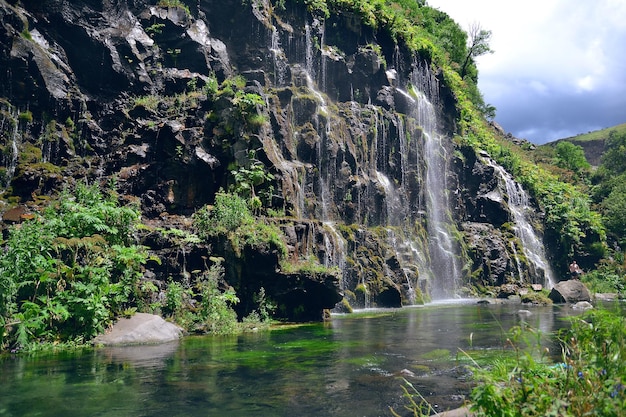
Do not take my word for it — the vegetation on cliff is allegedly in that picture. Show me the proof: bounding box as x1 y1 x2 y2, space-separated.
294 0 490 112
293 0 612 281
0 182 147 350
534 128 626 293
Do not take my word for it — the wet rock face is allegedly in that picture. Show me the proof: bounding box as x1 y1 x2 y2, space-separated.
0 0 550 318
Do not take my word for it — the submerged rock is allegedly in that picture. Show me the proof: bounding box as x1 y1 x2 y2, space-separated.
572 301 593 311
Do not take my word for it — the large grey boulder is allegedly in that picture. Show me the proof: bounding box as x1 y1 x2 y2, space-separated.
549 280 591 303
93 313 183 346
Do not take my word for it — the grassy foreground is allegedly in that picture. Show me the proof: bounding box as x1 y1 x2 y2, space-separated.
395 308 626 416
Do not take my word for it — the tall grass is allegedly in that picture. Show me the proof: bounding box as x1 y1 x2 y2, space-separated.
470 309 626 416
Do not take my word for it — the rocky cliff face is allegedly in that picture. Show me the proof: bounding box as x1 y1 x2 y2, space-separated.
0 0 555 319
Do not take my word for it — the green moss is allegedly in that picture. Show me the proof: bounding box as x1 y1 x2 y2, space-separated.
421 348 451 361
339 297 353 313
520 290 552 305
157 0 191 16
355 283 368 295
18 110 33 124
280 255 340 276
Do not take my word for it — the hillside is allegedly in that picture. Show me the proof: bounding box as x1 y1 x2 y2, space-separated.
539 122 626 166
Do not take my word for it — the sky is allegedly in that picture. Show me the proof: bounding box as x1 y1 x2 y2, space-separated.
425 0 626 144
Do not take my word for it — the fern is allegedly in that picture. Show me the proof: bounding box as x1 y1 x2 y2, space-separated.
0 181 147 350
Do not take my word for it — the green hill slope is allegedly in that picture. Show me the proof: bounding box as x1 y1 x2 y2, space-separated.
539 122 626 166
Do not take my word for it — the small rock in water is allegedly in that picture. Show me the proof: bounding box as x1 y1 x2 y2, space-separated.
572 301 593 311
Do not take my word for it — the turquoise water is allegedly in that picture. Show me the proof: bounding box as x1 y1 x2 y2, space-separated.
0 302 579 416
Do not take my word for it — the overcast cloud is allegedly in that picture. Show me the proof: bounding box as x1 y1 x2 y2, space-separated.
426 0 626 144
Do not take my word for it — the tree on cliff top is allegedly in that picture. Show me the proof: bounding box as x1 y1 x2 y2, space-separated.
460 22 493 81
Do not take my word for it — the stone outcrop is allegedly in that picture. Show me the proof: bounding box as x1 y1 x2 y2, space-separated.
93 313 183 346
549 280 591 303
0 0 558 318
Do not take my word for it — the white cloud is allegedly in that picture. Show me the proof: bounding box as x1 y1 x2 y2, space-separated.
426 0 626 143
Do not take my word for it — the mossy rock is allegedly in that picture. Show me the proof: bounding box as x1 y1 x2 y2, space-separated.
521 290 552 305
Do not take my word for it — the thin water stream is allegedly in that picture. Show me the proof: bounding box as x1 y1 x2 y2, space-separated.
0 302 584 417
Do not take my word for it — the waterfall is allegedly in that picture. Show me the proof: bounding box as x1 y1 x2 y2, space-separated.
405 76 462 299
386 228 418 305
269 26 288 86
376 170 404 227
510 241 524 282
3 113 20 190
305 23 314 79
487 159 555 288
323 221 347 289
260 134 308 218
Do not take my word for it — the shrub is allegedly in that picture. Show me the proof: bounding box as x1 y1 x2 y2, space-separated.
470 309 626 416
0 182 146 351
193 190 253 236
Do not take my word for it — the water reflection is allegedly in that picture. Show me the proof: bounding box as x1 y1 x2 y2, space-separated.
0 302 611 417
97 341 179 369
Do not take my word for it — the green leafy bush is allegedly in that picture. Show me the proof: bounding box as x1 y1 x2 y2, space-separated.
160 259 275 335
193 190 254 236
553 141 590 174
470 309 626 416
0 182 146 351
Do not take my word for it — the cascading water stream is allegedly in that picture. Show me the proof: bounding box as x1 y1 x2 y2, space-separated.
269 27 288 86
487 159 555 288
3 113 20 190
376 170 404 227
405 83 462 299
385 228 418 304
323 221 347 290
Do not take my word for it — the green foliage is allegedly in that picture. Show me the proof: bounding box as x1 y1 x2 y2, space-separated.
280 255 339 276
192 261 240 335
390 378 438 416
237 221 288 258
553 141 590 174
163 280 189 317
230 151 275 209
18 110 33 124
193 190 287 259
161 260 273 335
0 182 146 351
157 0 191 16
193 190 254 237
581 252 626 294
470 309 626 416
602 182 626 242
133 94 161 112
145 23 166 36
591 130 626 246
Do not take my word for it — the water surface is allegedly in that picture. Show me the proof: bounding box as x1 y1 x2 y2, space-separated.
0 302 580 416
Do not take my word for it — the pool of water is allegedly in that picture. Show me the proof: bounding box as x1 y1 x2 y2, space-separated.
0 302 589 416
